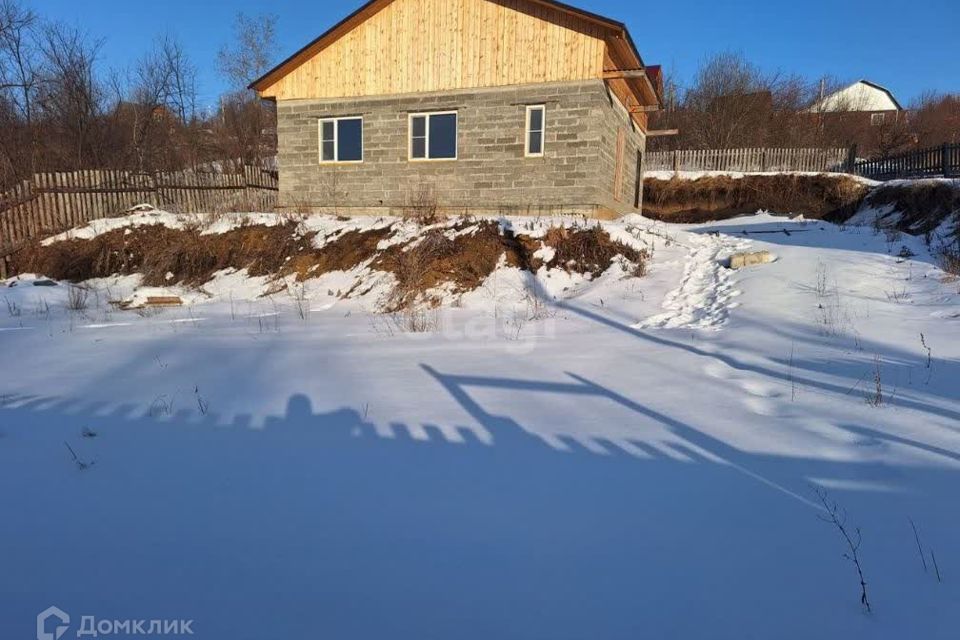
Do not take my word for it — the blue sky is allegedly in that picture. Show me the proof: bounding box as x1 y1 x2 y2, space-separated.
34 0 960 110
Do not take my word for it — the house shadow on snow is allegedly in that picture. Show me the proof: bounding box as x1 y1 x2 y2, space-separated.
519 278 960 425
2 363 959 639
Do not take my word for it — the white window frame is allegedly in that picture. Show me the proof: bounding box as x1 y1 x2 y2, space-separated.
525 105 546 157
408 110 458 162
870 112 885 127
318 116 364 164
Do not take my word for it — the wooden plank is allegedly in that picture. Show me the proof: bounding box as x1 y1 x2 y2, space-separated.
646 129 679 138
602 69 646 79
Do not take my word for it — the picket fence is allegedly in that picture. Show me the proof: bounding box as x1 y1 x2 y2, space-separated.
852 143 960 181
646 147 851 173
0 166 278 278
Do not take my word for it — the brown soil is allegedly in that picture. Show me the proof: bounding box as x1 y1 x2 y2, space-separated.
643 174 869 223
374 220 647 310
537 225 647 277
13 223 393 286
13 219 647 308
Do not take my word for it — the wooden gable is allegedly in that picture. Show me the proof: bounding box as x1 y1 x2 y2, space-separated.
252 0 659 127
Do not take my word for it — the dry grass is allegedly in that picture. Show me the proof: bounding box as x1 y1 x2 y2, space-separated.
66 285 90 311
643 174 869 223
14 223 392 287
376 222 509 311
938 243 960 276
538 225 648 277
865 181 960 236
14 219 648 314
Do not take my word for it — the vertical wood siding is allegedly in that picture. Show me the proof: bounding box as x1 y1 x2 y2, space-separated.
260 0 607 100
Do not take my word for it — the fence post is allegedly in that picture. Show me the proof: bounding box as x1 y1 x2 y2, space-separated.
942 144 950 178
672 150 680 173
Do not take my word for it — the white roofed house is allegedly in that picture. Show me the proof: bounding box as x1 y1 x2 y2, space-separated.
809 80 912 155
810 80 902 115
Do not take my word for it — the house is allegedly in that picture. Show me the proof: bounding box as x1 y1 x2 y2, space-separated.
807 80 909 155
808 80 902 125
249 0 662 218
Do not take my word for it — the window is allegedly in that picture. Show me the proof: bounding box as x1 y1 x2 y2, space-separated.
870 112 886 127
525 105 545 157
409 111 458 160
319 117 363 163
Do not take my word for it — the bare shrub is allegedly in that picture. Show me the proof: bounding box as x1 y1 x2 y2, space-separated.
66 284 89 311
288 281 309 320
937 243 960 277
3 296 21 317
404 181 444 226
194 386 209 416
865 355 884 408
64 441 95 471
816 488 871 613
540 224 649 278
381 230 453 311
390 305 440 334
33 297 49 318
523 288 555 321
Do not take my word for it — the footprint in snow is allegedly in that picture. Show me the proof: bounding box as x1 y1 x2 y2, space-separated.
639 233 746 331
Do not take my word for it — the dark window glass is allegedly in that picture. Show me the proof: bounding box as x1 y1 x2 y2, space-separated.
411 116 427 158
528 131 542 155
411 137 426 159
428 113 457 159
337 118 363 162
529 108 543 131
322 140 335 162
321 120 336 161
527 106 544 156
412 116 426 138
322 120 335 141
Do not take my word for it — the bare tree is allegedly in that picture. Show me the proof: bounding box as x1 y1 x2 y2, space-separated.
119 34 199 171
683 51 772 149
650 51 821 151
215 12 278 164
162 35 197 125
34 21 105 169
216 12 277 91
0 0 39 181
910 92 960 147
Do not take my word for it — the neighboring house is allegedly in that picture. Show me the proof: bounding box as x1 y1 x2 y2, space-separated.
809 80 903 127
808 80 908 155
250 0 662 218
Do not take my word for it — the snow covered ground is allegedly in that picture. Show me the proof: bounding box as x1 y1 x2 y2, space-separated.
2 213 959 639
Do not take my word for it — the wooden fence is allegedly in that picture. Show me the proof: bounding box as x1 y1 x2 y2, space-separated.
646 147 851 173
0 166 278 278
852 143 960 181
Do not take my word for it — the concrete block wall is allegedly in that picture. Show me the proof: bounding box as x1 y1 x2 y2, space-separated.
595 86 647 214
275 79 644 217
